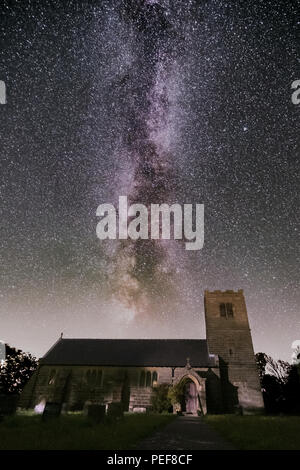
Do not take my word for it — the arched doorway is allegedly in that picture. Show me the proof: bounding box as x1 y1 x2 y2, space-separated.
174 371 206 415
182 380 198 414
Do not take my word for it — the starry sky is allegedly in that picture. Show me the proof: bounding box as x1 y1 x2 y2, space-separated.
0 0 299 361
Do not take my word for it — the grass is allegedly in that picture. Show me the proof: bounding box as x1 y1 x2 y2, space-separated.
0 413 175 450
205 415 300 450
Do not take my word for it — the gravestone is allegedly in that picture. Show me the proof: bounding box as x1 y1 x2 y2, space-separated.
61 403 68 415
132 407 146 413
86 404 106 424
42 402 62 421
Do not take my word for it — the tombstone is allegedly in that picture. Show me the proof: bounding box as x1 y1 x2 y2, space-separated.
107 402 123 420
83 400 92 416
0 395 18 420
42 402 62 421
34 398 46 414
132 407 146 413
86 404 106 424
61 403 68 415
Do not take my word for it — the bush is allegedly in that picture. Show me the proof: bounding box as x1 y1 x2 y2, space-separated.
151 384 172 413
256 352 300 414
167 382 186 407
0 345 37 395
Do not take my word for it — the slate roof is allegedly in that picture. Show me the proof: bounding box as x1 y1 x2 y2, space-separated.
41 338 216 367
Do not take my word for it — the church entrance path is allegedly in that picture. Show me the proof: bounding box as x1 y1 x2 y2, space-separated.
136 416 235 450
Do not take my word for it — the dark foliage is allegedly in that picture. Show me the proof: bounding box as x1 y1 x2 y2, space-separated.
0 344 38 395
284 365 300 414
256 352 300 414
151 383 172 413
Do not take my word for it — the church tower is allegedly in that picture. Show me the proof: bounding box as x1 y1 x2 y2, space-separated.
204 289 264 413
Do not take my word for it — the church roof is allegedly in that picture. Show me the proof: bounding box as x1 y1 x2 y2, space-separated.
41 338 215 368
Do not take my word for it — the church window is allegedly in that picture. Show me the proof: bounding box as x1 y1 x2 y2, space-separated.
86 370 90 384
152 371 158 385
97 370 103 386
91 370 97 386
146 371 151 387
48 369 56 385
39 375 47 386
86 369 97 387
139 371 145 387
220 303 234 318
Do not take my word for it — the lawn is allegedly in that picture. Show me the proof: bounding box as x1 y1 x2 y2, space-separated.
205 415 300 450
0 413 175 450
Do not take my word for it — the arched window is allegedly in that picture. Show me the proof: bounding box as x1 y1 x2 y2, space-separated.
39 374 47 386
152 371 158 386
86 369 97 387
139 371 145 387
146 371 151 387
48 369 56 385
91 370 97 386
97 370 103 387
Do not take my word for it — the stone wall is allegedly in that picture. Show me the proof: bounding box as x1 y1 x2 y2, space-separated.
20 365 170 411
19 364 223 414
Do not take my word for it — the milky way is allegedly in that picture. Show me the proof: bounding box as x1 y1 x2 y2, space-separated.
107 2 188 315
0 0 299 360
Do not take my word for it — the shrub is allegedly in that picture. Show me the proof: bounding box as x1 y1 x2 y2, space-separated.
167 382 186 407
151 384 172 413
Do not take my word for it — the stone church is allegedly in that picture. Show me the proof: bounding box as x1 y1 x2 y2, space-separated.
20 290 264 414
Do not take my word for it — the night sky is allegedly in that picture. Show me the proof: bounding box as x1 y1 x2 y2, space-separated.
0 0 299 361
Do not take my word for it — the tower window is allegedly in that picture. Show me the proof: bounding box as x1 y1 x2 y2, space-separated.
226 303 234 317
220 303 226 317
219 303 234 318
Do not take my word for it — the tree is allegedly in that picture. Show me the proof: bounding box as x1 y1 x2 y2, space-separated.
256 352 268 382
256 352 291 385
0 344 37 395
265 357 291 385
255 352 300 414
284 365 300 414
